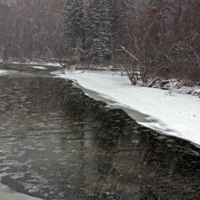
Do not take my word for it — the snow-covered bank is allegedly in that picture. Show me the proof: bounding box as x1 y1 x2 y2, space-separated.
0 70 6 75
0 183 42 200
58 70 200 146
0 60 62 68
32 66 47 70
29 62 61 67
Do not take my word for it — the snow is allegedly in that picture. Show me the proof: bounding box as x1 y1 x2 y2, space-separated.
2 61 62 68
0 70 6 75
29 62 61 67
32 66 47 70
0 183 42 200
57 70 200 146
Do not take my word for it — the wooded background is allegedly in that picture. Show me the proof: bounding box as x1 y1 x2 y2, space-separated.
0 0 200 82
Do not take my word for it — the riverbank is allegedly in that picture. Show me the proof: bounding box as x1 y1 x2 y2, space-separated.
1 63 200 146
0 183 42 200
57 69 200 147
1 64 200 199
0 70 6 75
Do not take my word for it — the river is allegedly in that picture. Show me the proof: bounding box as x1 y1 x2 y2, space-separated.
0 64 200 199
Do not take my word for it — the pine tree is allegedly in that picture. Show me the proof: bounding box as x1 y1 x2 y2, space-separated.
59 0 85 60
85 0 114 63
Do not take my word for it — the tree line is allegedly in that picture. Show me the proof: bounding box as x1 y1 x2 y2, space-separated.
0 0 63 60
0 0 200 82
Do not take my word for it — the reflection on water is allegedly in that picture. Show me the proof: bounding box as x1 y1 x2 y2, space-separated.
0 67 200 199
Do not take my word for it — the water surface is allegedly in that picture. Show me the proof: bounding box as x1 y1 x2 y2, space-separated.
0 65 200 199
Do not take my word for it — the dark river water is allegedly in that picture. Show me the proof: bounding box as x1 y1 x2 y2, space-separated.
0 64 200 200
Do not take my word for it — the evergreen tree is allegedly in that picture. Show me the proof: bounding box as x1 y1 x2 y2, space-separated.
59 0 85 59
59 0 126 63
85 0 126 63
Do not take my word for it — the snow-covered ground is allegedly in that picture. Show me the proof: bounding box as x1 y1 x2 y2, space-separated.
0 70 6 75
58 70 200 146
32 66 47 70
0 59 62 68
0 183 42 200
29 62 61 67
11 61 62 67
